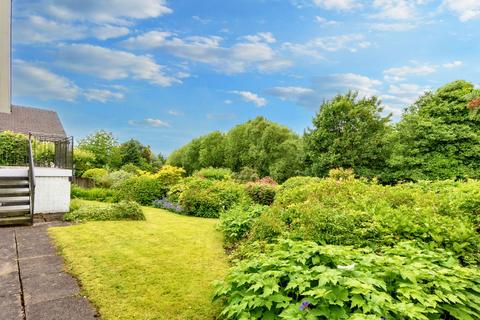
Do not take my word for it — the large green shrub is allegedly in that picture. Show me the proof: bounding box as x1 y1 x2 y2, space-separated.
116 175 168 205
244 182 278 206
218 203 268 245
178 178 248 218
64 201 145 221
0 131 29 165
71 186 118 202
251 177 480 264
106 170 134 189
214 240 480 320
82 168 110 187
194 167 233 181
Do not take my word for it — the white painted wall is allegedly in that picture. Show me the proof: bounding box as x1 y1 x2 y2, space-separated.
0 0 12 114
0 167 72 214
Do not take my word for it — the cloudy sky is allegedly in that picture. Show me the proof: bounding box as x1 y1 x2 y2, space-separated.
11 0 480 155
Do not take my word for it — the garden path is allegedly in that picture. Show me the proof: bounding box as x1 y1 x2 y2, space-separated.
0 221 98 320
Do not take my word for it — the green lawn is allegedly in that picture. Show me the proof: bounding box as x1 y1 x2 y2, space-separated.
49 203 229 320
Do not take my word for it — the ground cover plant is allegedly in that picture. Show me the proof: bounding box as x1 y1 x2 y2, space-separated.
50 203 229 320
64 200 144 222
214 240 480 320
71 185 118 202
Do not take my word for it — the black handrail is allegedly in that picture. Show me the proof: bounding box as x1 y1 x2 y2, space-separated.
28 133 36 224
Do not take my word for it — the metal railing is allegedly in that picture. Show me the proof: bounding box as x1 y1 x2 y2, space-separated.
0 133 73 169
28 134 36 224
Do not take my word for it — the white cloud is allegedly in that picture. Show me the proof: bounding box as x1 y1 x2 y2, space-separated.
442 0 480 21
321 73 382 97
192 16 211 24
242 32 276 44
283 34 371 59
55 44 181 86
443 60 463 68
313 0 359 10
14 16 130 43
168 109 184 116
94 25 130 40
13 60 79 101
123 31 291 74
384 62 437 81
315 16 339 25
224 99 233 105
84 89 124 103
22 0 172 24
231 91 267 107
268 86 315 101
381 83 430 115
129 118 171 127
372 0 424 20
14 15 86 43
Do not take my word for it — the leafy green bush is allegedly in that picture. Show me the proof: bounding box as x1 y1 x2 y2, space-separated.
234 167 260 183
64 201 145 221
218 203 268 245
153 165 186 185
178 178 248 218
116 175 168 205
121 163 141 174
82 168 110 187
244 182 277 206
73 148 96 177
71 186 118 202
214 240 480 320
106 170 134 189
252 177 480 264
194 167 233 181
0 131 28 166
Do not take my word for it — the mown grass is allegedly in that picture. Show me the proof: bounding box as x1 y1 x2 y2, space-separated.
49 202 229 320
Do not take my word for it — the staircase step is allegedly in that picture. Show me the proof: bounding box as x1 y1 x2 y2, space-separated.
0 188 30 196
0 176 29 180
0 215 31 226
0 196 30 205
0 205 30 213
0 180 30 187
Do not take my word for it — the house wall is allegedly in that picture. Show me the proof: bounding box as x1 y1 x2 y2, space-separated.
0 0 12 114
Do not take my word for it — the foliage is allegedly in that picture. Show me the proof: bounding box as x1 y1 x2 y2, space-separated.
73 148 96 177
234 167 260 183
50 205 228 320
214 240 480 320
120 163 140 174
106 170 134 189
194 167 233 181
251 177 480 264
64 201 145 221
109 139 163 172
389 80 480 181
245 181 278 206
81 168 110 187
78 130 118 168
168 117 304 182
218 203 268 245
153 165 186 185
116 175 168 205
305 92 392 179
152 198 184 213
178 178 249 218
71 186 118 202
0 131 29 166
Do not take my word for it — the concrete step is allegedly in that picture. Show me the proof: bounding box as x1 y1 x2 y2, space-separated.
0 215 31 226
0 175 29 180
0 205 30 214
0 180 30 187
0 188 30 196
0 196 30 205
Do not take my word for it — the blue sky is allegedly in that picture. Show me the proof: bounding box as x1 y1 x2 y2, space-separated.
11 0 480 155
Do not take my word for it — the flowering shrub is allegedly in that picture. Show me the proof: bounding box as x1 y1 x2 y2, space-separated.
214 240 480 319
218 203 268 245
244 182 277 206
152 198 184 213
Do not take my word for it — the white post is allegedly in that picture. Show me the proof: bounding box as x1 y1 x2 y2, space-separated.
0 0 12 114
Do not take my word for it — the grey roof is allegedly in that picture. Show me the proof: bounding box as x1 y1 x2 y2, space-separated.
0 105 67 138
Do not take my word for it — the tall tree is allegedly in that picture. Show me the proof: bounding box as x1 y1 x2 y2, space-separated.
304 92 391 178
389 80 480 181
77 130 117 167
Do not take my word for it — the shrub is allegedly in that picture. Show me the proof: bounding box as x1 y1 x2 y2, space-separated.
152 198 184 213
194 167 233 181
218 203 268 245
64 201 145 221
71 186 118 202
82 168 110 187
244 182 277 206
73 148 96 177
178 178 248 218
116 175 168 205
107 170 134 189
153 165 186 186
121 163 141 174
0 131 28 166
251 177 480 264
234 167 260 183
214 240 480 320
